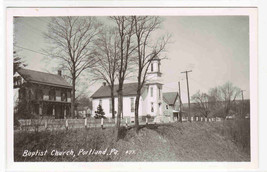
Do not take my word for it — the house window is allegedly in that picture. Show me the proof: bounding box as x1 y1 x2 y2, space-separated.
36 89 43 100
14 76 22 86
131 98 134 112
28 90 32 100
19 88 25 100
61 91 67 102
109 99 112 113
150 87 153 97
99 99 102 106
166 105 169 110
151 63 154 72
49 89 56 101
151 102 154 112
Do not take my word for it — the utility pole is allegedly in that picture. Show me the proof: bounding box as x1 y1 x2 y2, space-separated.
181 70 192 122
178 81 183 122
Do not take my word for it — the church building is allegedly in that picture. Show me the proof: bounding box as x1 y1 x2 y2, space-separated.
91 57 180 119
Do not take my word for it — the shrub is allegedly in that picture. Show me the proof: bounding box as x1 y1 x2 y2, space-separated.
94 105 106 119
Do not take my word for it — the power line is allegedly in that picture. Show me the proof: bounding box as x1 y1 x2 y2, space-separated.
14 45 49 56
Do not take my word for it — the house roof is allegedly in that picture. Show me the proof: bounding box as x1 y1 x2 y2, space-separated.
91 82 139 99
17 68 72 89
163 92 179 106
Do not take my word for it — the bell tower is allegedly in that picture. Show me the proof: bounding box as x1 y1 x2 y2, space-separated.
146 55 163 116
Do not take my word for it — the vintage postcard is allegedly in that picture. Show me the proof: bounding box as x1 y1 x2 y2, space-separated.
6 7 258 171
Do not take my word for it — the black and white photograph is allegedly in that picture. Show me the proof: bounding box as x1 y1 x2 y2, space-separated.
5 7 258 170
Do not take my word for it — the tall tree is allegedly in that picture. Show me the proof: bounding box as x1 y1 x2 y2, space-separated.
44 17 102 117
13 50 26 74
132 16 170 132
110 16 136 140
219 82 241 116
91 28 120 119
191 91 210 117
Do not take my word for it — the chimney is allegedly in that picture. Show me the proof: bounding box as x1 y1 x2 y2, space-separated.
58 70 62 76
103 82 106 86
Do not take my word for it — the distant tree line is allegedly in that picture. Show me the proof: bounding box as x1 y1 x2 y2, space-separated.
191 82 249 119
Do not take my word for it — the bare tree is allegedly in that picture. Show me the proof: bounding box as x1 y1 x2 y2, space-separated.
110 16 136 140
132 16 170 132
219 82 241 117
191 91 210 117
44 17 102 117
13 18 27 74
91 28 120 119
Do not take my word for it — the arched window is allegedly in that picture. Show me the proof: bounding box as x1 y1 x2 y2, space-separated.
49 89 56 100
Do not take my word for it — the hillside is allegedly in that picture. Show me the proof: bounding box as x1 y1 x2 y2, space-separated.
14 120 250 162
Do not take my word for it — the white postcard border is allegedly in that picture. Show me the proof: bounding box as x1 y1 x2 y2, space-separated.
5 7 258 171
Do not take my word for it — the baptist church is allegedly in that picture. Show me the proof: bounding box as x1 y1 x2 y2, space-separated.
91 57 180 119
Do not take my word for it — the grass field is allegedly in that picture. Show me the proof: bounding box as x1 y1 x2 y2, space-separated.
14 119 250 162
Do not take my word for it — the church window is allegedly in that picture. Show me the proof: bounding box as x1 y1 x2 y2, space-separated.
130 98 134 112
166 105 169 110
151 102 154 112
150 87 153 97
109 99 112 113
151 63 154 72
99 99 102 106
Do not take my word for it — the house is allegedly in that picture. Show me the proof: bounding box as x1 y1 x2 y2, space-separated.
77 106 91 118
91 57 180 119
14 68 72 119
162 92 180 117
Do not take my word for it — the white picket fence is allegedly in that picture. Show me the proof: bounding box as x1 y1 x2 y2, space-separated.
17 116 223 132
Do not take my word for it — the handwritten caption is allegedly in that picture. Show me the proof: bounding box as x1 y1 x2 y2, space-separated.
22 148 136 158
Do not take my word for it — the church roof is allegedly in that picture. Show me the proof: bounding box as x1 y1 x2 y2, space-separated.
17 68 72 89
163 92 179 106
91 82 139 99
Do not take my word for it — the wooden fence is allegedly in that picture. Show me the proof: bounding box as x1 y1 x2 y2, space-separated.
17 116 223 132
17 116 156 132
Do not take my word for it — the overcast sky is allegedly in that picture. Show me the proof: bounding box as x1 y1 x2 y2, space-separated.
14 16 250 103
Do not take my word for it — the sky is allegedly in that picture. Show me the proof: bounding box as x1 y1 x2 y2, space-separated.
14 16 250 103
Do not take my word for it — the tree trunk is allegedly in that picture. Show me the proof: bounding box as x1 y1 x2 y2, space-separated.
115 88 123 140
71 78 76 118
111 88 115 119
134 92 140 133
179 112 182 123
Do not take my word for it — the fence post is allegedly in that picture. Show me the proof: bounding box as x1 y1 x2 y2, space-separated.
85 118 87 129
65 119 68 130
101 118 104 129
44 120 47 130
126 118 128 128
